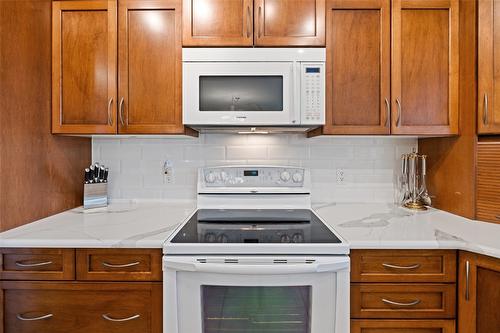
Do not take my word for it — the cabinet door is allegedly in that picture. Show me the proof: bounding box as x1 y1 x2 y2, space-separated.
458 251 500 333
478 0 500 134
52 0 117 134
323 0 390 135
476 142 500 224
392 0 459 135
254 0 325 46
118 0 184 134
182 0 254 46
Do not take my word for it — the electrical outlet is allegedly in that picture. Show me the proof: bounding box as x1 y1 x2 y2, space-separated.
336 169 345 184
163 160 174 184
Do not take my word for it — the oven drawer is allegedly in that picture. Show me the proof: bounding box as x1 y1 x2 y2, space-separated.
76 249 162 281
351 319 456 333
351 250 457 283
351 283 456 319
0 248 75 280
2 281 162 333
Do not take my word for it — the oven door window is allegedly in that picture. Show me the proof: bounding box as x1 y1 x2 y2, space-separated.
199 76 284 111
202 285 311 333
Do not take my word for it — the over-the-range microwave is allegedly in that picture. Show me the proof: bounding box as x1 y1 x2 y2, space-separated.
182 48 325 133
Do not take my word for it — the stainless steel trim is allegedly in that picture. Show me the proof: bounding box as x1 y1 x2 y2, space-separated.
483 93 489 125
382 298 420 307
17 313 53 321
119 97 125 126
107 98 113 125
258 6 263 38
102 314 140 322
382 263 421 270
15 261 53 268
465 260 470 301
396 98 402 127
102 261 140 268
246 6 251 38
384 98 390 127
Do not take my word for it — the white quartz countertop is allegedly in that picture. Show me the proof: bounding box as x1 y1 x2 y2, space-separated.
0 201 499 259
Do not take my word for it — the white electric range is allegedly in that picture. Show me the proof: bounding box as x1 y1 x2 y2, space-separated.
163 166 349 333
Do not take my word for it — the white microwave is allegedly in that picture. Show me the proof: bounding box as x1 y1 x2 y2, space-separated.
182 48 325 131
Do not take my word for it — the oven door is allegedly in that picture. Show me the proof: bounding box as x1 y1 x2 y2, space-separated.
183 62 298 125
163 256 349 333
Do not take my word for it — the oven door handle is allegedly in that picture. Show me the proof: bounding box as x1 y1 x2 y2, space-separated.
164 259 349 275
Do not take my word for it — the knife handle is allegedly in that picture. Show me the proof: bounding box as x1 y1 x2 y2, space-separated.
85 168 91 184
103 168 109 183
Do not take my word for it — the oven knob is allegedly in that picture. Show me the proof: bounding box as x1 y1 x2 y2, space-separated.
205 172 216 183
292 172 303 183
220 171 228 181
217 234 229 243
204 233 217 243
280 234 291 243
280 171 291 182
292 233 304 243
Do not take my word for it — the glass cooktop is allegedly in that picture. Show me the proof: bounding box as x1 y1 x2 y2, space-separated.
170 209 342 244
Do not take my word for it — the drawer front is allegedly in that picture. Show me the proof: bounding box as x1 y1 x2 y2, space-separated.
351 319 456 333
351 284 456 319
0 248 75 280
351 250 456 283
76 249 162 281
2 281 162 333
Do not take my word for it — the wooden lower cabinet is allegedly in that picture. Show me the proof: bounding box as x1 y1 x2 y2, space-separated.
351 319 455 333
1 281 162 333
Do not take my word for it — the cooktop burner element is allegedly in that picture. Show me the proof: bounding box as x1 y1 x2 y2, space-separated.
171 209 342 244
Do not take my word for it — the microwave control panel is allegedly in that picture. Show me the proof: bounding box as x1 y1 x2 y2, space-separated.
300 63 325 125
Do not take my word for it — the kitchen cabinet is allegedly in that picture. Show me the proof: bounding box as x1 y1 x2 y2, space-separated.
391 0 459 135
52 0 188 135
478 0 500 134
458 251 500 333
182 0 325 46
323 0 390 135
476 142 500 224
351 319 456 333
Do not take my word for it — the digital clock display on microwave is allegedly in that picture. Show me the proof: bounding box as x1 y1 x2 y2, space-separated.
243 170 259 177
306 67 321 73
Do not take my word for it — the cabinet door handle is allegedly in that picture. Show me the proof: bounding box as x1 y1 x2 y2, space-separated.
107 97 113 125
382 298 421 307
384 98 390 127
15 260 53 268
382 263 421 270
395 98 402 127
246 5 251 38
483 93 489 125
465 260 470 301
258 6 263 38
17 313 53 321
119 97 125 126
102 314 140 322
102 261 140 268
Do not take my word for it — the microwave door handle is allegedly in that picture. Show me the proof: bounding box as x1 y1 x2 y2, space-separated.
292 62 300 124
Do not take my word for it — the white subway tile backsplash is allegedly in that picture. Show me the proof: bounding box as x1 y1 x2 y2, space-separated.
93 134 417 203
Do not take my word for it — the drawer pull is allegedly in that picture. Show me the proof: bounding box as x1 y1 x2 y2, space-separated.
102 314 140 322
381 298 421 307
15 260 53 268
17 313 53 321
382 263 421 270
102 261 140 268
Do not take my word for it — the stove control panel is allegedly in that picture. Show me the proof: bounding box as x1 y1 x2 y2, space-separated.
201 166 305 187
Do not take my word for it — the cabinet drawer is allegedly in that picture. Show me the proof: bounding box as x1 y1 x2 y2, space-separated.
0 248 75 280
351 250 456 283
351 319 455 333
76 249 162 281
351 284 456 319
2 281 162 333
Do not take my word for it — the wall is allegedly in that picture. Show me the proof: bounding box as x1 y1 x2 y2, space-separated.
93 135 417 203
0 0 91 231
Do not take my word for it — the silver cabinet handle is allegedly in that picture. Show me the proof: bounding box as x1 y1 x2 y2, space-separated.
382 263 421 270
395 98 402 127
246 6 251 38
102 314 140 322
465 260 470 301
483 93 489 125
15 260 53 268
17 313 53 321
107 97 113 125
382 298 421 307
384 98 390 127
102 261 140 268
258 6 263 38
119 97 125 126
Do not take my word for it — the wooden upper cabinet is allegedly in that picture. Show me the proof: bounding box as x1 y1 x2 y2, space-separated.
323 0 390 135
391 0 459 135
182 0 254 46
52 0 117 134
478 0 500 134
118 0 184 134
254 0 325 46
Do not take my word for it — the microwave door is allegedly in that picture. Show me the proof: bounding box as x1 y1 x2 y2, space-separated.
183 62 297 125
